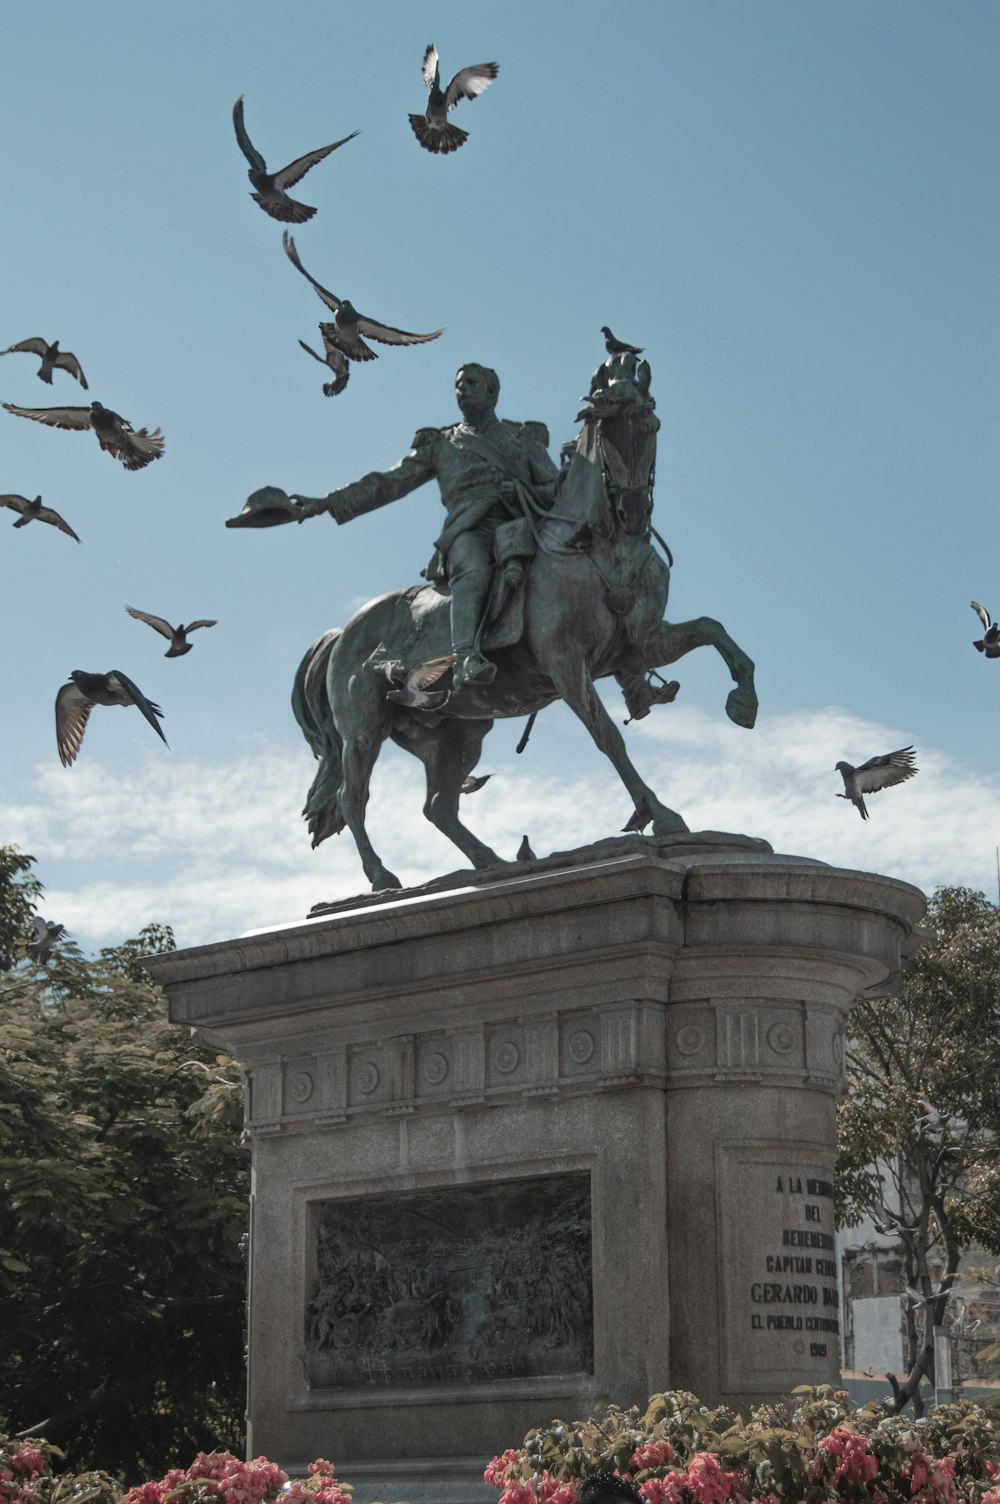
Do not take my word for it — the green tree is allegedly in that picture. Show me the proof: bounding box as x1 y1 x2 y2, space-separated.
0 846 42 970
837 885 1000 1414
0 878 249 1480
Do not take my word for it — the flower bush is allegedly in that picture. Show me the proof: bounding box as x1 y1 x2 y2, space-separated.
484 1386 1000 1504
0 1445 406 1504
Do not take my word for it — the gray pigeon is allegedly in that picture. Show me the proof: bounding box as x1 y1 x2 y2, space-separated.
0 493 80 542
3 401 164 470
232 97 359 223
126 605 217 657
283 233 443 362
971 601 1000 658
298 335 350 397
835 746 918 820
601 326 644 356
385 655 455 710
55 669 168 766
408 45 499 155
516 835 536 861
25 915 67 964
1 337 87 389
461 773 492 795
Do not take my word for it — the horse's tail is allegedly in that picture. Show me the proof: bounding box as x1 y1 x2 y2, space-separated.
291 628 347 847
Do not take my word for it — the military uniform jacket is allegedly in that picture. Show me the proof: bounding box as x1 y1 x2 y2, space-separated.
325 417 558 578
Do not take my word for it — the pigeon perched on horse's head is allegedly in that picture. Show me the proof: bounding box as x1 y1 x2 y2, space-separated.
1 337 87 388
55 670 168 767
3 400 164 470
0 494 79 541
283 233 443 363
601 327 644 357
408 44 499 154
232 97 359 223
835 745 918 820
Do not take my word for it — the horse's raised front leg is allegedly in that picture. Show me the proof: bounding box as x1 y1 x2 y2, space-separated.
407 718 504 870
650 617 758 729
547 658 688 837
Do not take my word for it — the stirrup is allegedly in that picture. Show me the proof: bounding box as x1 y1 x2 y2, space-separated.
622 673 680 724
453 651 496 693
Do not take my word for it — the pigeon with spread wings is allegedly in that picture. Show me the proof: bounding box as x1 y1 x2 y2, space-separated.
298 335 350 397
126 606 218 658
835 746 918 821
385 655 455 710
971 601 1000 659
1 337 87 389
0 493 80 542
25 916 68 965
3 400 164 470
56 670 168 767
409 44 499 154
283 232 443 363
232 97 359 224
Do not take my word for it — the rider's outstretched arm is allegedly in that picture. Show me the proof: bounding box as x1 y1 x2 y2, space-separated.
293 433 438 524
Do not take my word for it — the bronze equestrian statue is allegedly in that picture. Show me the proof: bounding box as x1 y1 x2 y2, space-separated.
248 350 758 891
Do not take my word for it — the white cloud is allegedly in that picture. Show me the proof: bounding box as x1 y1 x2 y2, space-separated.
2 705 997 951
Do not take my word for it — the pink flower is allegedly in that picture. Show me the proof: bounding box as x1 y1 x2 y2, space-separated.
631 1443 674 1471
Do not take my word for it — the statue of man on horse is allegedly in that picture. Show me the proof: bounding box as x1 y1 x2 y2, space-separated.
236 346 759 892
292 361 560 695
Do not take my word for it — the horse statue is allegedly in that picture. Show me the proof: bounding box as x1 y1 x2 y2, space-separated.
283 353 757 892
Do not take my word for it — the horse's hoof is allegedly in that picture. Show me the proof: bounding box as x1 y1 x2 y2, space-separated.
652 810 689 838
371 868 402 892
726 686 758 729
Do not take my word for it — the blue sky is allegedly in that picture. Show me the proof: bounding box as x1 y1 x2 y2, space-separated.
1 1 998 947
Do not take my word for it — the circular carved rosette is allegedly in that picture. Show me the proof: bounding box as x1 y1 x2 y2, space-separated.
674 1023 703 1057
288 1070 314 1104
568 1029 595 1065
767 1021 796 1055
422 1050 449 1086
493 1041 520 1075
356 1060 381 1096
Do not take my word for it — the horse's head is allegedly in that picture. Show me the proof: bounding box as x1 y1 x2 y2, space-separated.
575 354 659 537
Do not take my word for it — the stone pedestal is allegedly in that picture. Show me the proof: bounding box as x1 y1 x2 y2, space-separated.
146 836 924 1504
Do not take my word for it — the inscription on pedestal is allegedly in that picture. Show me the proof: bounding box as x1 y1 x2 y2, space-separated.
719 1145 839 1390
305 1173 593 1389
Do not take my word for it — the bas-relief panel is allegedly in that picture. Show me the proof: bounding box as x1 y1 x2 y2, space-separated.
304 1173 593 1389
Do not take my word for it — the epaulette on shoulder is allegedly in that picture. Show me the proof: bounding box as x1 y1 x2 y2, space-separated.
522 420 551 448
411 425 442 448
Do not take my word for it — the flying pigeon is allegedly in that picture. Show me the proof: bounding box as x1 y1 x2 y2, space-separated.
408 44 499 155
385 655 455 709
232 97 359 223
835 746 918 820
601 327 644 357
126 605 218 657
3 401 164 471
516 835 536 861
25 915 67 964
0 493 80 542
1 337 88 389
283 233 443 362
298 336 350 397
461 773 492 795
55 669 168 767
971 601 1000 658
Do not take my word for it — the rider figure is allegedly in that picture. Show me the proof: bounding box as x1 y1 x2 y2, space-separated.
293 363 559 694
